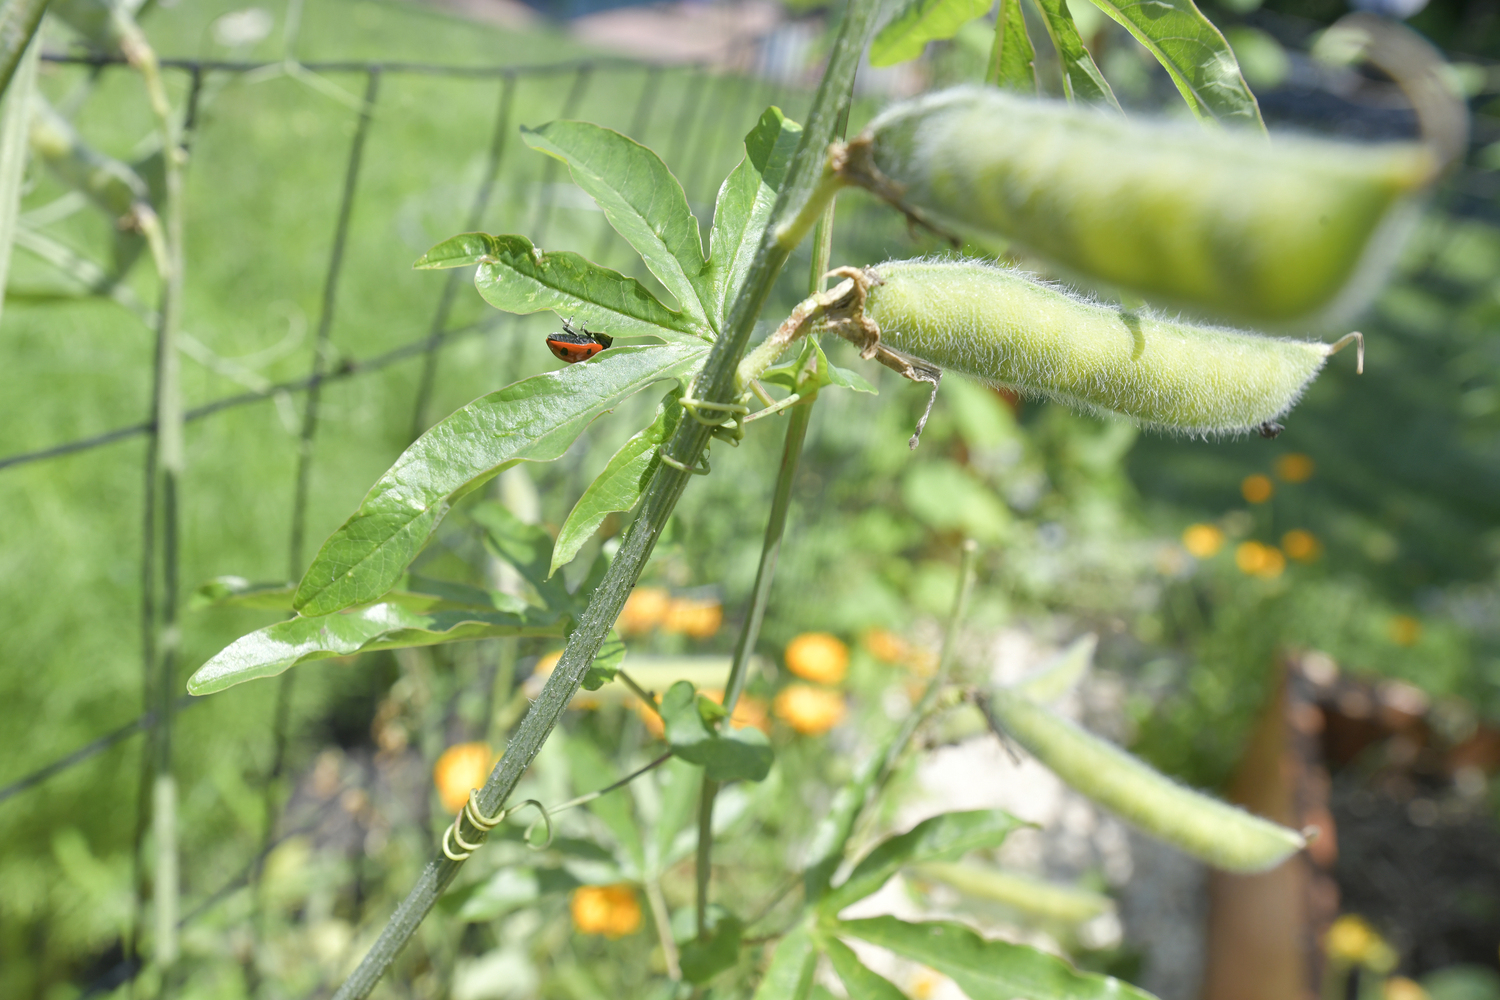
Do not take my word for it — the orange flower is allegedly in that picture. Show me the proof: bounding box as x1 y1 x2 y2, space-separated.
617 587 671 635
785 632 849 685
774 684 846 735
433 742 495 814
1282 529 1321 562
1276 453 1316 483
1241 474 1275 504
1235 541 1285 579
570 884 642 938
863 628 909 664
1388 615 1422 647
661 597 723 639
1182 523 1225 558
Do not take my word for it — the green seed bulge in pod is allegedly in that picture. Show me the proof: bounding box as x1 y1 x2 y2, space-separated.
864 259 1354 436
986 686 1305 873
857 87 1439 327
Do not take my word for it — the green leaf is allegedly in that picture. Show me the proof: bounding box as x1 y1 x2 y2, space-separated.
521 122 711 329
987 0 1038 93
839 916 1160 999
187 575 520 614
707 108 804 328
292 344 708 617
760 340 875 395
660 681 775 783
1034 0 1122 112
189 577 296 611
460 232 706 345
751 923 818 1000
649 756 702 874
870 0 994 67
471 501 571 610
822 809 1024 911
187 602 563 695
561 731 644 871
551 389 684 576
1011 634 1096 704
911 862 1114 924
822 938 908 1000
582 631 626 691
413 232 493 269
679 912 744 984
1084 0 1263 128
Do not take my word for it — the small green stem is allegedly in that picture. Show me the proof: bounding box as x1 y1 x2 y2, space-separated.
618 668 663 718
773 166 845 253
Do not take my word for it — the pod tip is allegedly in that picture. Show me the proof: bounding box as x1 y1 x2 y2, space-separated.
1328 331 1365 375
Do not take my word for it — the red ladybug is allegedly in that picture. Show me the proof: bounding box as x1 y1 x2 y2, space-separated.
545 319 612 363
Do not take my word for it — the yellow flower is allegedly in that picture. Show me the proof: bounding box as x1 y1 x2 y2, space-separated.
1389 615 1422 647
1276 452 1316 483
1182 523 1225 558
432 742 495 814
1241 474 1275 503
661 597 723 638
1282 529 1321 562
774 684 846 735
1384 977 1429 1000
570 885 642 938
1235 541 1285 579
1325 914 1375 962
785 632 849 685
617 587 671 635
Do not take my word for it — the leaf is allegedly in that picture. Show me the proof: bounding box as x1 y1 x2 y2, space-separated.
839 917 1160 999
1034 0 1122 112
679 912 744 984
707 108 804 327
413 232 493 269
582 631 626 691
561 732 644 872
660 681 775 783
987 0 1038 93
187 575 520 614
187 602 563 695
189 577 296 611
751 924 818 1000
447 232 707 345
822 937 908 1000
649 757 702 875
870 0 994 67
822 809 1024 911
551 389 684 576
760 340 874 395
291 344 707 617
1084 0 1263 128
521 122 711 329
471 501 571 610
1011 634 1097 704
911 862 1114 924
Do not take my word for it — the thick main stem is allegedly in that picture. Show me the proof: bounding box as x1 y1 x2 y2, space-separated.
329 4 882 997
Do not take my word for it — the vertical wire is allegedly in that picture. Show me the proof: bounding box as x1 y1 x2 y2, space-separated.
245 67 382 997
524 64 593 246
587 64 662 265
408 72 517 440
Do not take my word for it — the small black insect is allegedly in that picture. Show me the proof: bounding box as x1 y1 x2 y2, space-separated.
1256 421 1285 439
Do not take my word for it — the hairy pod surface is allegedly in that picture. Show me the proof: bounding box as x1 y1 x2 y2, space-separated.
856 87 1438 327
864 259 1349 435
986 687 1304 873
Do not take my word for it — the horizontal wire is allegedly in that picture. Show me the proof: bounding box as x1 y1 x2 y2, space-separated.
0 314 507 472
42 52 709 79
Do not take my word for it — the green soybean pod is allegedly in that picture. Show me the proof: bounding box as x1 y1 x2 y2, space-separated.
849 87 1441 327
863 259 1358 436
983 686 1305 873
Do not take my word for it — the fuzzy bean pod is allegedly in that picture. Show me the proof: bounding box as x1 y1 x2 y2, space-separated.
983 686 1305 873
863 259 1356 436
850 87 1440 327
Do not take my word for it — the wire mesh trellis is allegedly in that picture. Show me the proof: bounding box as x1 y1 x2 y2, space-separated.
0 46 856 996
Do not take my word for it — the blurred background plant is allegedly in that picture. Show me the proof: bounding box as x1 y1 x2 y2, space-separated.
1 0 1498 997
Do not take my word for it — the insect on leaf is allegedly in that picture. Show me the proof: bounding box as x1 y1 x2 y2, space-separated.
291 344 708 618
987 0 1038 93
707 107 803 327
1033 0 1122 112
551 388 685 576
418 232 708 345
839 916 1161 1000
521 122 713 330
187 601 564 695
1084 0 1264 129
870 0 995 68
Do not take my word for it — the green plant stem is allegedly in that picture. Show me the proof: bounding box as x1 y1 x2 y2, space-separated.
801 541 979 903
0 0 46 98
694 188 840 939
0 32 38 328
328 4 881 997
